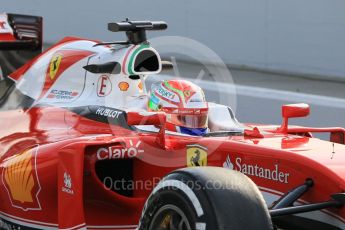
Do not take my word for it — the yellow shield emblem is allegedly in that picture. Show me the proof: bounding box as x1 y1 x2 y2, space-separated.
49 53 62 80
187 145 207 167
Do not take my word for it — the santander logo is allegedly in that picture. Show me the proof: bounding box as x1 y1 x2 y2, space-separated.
223 155 234 169
223 154 290 184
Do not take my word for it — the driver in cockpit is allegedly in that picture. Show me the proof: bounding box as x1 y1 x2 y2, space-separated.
148 79 209 136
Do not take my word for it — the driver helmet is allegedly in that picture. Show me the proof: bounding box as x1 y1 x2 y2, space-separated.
148 79 208 136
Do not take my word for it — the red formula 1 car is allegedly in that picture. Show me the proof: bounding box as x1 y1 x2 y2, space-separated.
0 13 345 230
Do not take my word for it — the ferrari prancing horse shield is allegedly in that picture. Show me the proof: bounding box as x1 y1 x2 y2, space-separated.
187 144 208 167
49 53 62 80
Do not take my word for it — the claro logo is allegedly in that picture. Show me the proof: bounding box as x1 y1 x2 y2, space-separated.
97 140 144 160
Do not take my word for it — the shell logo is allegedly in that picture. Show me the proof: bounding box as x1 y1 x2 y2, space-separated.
118 82 130 91
138 81 143 91
2 146 41 211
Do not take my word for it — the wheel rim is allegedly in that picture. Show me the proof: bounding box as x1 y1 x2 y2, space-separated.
149 204 192 230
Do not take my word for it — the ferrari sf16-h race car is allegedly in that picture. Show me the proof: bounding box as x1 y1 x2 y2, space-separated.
0 13 345 230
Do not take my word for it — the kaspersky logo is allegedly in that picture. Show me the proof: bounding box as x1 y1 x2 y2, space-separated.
156 86 176 100
38 50 94 100
2 146 41 211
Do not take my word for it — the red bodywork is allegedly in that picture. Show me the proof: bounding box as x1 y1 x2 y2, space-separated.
0 35 345 230
1 100 345 229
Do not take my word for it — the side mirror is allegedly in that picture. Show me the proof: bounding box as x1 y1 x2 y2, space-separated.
282 103 310 119
278 103 310 133
126 111 166 148
330 131 345 144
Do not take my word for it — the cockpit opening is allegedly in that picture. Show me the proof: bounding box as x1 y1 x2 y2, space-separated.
134 50 160 73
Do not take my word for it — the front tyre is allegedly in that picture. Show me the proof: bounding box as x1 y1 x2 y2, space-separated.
138 167 273 230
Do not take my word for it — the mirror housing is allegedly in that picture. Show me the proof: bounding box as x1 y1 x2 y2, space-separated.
330 131 345 144
278 103 310 133
282 103 310 119
126 111 166 148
